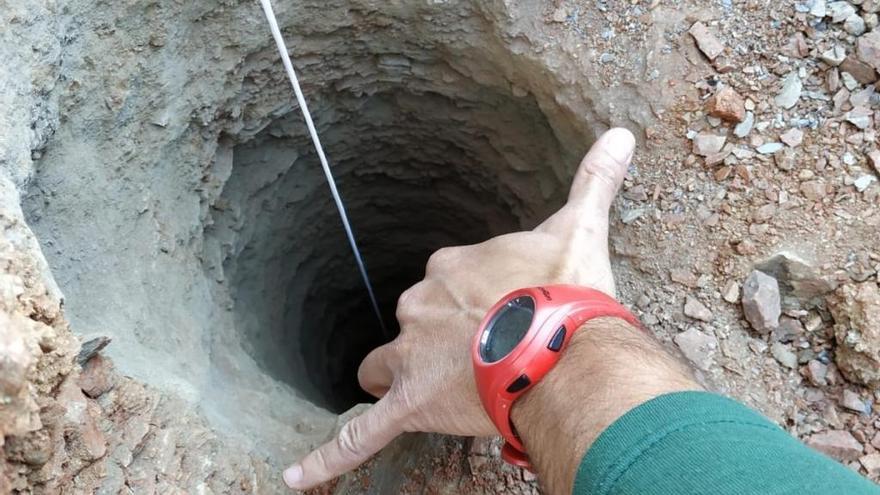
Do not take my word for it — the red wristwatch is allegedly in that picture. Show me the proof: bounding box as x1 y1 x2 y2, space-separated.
471 285 642 470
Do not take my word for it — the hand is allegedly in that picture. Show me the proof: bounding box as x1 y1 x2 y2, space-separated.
283 128 637 490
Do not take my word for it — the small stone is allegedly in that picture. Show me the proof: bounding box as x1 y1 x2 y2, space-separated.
841 71 860 90
706 87 746 123
742 270 781 334
866 12 879 30
856 30 880 71
860 453 880 476
805 359 829 386
757 142 784 154
807 430 864 462
621 208 646 224
775 73 802 109
772 316 804 343
829 1 857 22
77 335 112 366
780 128 804 147
599 52 616 64
671 268 699 287
800 180 827 201
771 342 798 368
869 150 880 174
784 32 810 58
734 111 755 138
845 13 867 34
551 7 567 22
689 22 725 60
79 354 115 398
855 174 877 192
842 389 868 413
846 107 873 129
674 328 718 371
775 148 797 171
684 296 713 322
693 132 726 156
821 45 847 66
722 281 740 303
811 0 827 16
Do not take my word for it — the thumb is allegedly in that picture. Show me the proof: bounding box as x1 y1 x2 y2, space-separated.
567 128 636 214
283 397 403 490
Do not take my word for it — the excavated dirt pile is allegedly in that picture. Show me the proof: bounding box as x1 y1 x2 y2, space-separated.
4 0 880 493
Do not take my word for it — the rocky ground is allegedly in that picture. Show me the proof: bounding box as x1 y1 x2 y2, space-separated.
2 0 880 493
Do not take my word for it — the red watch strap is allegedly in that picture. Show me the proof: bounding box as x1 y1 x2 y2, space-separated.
472 285 643 470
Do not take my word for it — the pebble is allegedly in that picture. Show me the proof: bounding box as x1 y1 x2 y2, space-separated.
828 1 856 22
780 128 804 147
810 0 827 17
734 111 755 137
807 430 864 462
693 132 726 156
805 359 829 386
800 180 827 200
674 328 718 371
742 270 781 334
854 174 877 192
722 281 740 303
775 73 802 109
621 208 646 224
689 22 725 60
684 296 713 322
821 45 847 66
842 389 868 414
869 150 880 174
706 87 746 122
771 316 803 343
757 142 784 154
771 342 798 369
846 107 874 129
844 13 867 35
857 30 880 71
860 453 880 476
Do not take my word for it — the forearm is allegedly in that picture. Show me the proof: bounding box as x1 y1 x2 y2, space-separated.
510 317 702 495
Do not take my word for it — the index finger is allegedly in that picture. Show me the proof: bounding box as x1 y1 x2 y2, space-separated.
283 397 404 490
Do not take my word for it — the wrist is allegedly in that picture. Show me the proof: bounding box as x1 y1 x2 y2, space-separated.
510 317 702 495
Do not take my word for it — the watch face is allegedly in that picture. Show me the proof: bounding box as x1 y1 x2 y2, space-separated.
480 295 535 363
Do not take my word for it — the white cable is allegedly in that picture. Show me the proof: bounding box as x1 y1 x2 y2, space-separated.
258 0 387 333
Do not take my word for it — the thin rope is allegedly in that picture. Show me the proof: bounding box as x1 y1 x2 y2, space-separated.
258 0 387 333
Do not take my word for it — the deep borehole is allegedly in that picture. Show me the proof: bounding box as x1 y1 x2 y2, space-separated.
219 87 565 412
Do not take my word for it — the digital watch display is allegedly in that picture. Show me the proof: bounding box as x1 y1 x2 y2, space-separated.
472 285 642 469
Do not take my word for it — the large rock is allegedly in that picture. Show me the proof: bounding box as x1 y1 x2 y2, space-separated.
828 282 880 387
754 251 837 309
741 270 782 334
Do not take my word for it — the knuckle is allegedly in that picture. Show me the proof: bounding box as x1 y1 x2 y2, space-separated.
336 420 363 460
395 284 422 322
425 247 457 274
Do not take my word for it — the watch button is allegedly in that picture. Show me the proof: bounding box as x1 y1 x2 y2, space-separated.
506 374 531 393
547 325 566 352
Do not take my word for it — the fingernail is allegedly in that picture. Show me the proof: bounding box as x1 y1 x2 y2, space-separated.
283 464 303 488
603 129 636 164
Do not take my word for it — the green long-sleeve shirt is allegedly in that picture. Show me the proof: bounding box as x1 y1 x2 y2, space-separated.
575 392 879 495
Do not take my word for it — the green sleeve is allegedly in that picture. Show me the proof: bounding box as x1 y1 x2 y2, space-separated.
575 391 879 495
